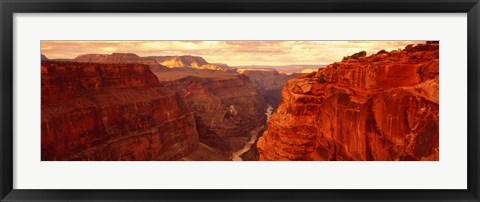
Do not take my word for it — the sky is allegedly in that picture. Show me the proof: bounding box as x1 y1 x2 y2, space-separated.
41 41 425 66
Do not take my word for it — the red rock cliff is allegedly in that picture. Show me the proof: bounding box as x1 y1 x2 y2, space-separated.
257 42 439 161
41 61 198 160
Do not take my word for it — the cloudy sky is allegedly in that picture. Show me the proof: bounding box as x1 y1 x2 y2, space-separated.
41 41 424 66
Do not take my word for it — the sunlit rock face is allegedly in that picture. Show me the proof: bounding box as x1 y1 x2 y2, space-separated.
73 53 168 71
148 55 232 71
41 61 198 160
258 42 439 161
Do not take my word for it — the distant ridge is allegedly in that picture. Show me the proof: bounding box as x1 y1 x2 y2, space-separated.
147 55 232 71
235 64 325 74
73 53 168 71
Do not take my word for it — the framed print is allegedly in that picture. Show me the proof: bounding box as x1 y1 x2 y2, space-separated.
1 0 479 201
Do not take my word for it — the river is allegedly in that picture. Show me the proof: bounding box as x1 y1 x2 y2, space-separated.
231 126 264 161
231 105 273 161
265 104 273 121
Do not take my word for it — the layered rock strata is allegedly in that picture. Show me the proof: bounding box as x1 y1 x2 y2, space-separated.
41 61 198 160
258 42 439 161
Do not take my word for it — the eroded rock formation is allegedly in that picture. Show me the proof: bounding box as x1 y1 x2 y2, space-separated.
41 61 198 160
258 42 439 161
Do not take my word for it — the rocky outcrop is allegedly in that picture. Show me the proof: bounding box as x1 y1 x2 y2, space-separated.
41 54 49 61
237 68 301 108
148 55 232 71
74 53 168 71
257 42 439 161
41 61 198 160
342 50 367 61
162 75 266 156
300 69 317 73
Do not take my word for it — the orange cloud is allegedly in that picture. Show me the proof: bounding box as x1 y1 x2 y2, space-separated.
41 40 425 66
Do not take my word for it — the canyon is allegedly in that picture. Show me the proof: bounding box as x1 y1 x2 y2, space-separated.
159 73 267 160
156 67 299 160
257 42 439 161
41 62 290 160
41 41 439 161
44 51 302 160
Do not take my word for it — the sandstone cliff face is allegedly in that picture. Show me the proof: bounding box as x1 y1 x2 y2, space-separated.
74 53 168 71
237 68 301 109
257 42 439 161
162 75 266 155
41 61 198 160
148 55 231 71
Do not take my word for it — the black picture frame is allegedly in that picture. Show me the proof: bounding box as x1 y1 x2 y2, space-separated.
1 0 479 201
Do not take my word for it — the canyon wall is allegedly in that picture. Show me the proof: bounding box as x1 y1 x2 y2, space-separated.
257 42 439 161
237 68 301 109
162 75 266 156
41 61 198 160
